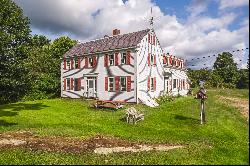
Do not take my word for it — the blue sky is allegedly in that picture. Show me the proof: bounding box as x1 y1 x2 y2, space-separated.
15 0 249 69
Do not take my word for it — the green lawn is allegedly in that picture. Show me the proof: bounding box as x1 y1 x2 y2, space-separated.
0 89 249 165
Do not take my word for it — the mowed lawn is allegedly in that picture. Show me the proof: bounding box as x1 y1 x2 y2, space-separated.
0 89 248 165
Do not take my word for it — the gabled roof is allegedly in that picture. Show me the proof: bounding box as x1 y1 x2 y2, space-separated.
64 29 150 58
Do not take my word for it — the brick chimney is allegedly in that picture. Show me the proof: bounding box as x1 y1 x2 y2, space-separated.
113 29 120 36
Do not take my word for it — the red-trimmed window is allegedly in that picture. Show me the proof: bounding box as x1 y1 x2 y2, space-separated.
74 78 81 91
109 53 114 66
75 58 79 69
120 76 127 91
66 78 70 90
108 77 115 92
121 52 127 64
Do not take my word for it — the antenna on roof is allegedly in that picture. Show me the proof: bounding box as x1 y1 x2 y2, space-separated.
149 7 154 29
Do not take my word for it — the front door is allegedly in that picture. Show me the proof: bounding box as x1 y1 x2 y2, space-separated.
86 77 97 98
164 77 169 93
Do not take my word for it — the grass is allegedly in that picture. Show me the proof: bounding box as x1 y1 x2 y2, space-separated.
0 89 249 165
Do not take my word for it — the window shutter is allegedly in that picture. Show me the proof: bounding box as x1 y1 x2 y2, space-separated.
70 78 74 90
169 56 172 65
78 78 81 91
153 36 155 45
126 51 131 65
64 79 66 91
147 77 150 90
93 56 97 67
71 58 74 69
104 54 108 67
115 53 119 66
85 57 88 68
64 59 66 70
154 77 156 91
163 55 167 64
105 77 108 91
127 76 131 92
148 33 151 43
148 54 151 66
115 76 120 92
154 54 156 65
78 57 81 69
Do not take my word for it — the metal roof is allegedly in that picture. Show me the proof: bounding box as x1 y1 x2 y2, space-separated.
64 29 150 58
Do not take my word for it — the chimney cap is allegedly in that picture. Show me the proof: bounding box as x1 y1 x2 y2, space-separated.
113 29 120 36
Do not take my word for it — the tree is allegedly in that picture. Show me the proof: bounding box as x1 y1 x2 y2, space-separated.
23 36 77 100
0 0 31 104
213 52 240 88
237 69 249 89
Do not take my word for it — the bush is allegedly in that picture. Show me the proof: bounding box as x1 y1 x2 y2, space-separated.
155 94 174 104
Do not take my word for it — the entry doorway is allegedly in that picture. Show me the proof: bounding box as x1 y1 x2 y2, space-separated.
164 77 169 94
86 77 97 98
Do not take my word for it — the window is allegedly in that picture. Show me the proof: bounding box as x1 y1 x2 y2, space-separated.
67 60 70 69
108 77 115 91
109 54 114 66
89 57 93 67
121 53 127 64
150 54 154 64
120 77 127 91
150 77 154 91
67 78 70 90
74 78 79 91
173 79 177 89
75 58 79 69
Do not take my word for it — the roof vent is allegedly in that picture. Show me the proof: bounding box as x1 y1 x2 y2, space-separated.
113 29 120 36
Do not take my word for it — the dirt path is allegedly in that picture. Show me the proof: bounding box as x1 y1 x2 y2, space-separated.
0 131 183 154
218 96 249 120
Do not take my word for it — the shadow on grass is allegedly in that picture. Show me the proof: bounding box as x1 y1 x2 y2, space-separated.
173 114 200 123
0 103 49 118
0 120 17 126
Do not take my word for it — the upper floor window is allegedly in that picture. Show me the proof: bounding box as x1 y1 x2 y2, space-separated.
120 77 127 91
150 54 154 64
89 57 94 67
75 58 79 69
109 54 114 66
121 53 127 64
67 60 70 69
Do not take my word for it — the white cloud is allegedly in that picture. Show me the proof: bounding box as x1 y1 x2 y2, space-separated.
14 0 249 69
219 0 249 10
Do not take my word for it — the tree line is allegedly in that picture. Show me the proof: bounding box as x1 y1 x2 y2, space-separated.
187 52 249 89
0 0 76 104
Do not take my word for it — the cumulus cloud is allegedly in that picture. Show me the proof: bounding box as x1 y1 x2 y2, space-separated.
14 0 249 69
219 0 249 10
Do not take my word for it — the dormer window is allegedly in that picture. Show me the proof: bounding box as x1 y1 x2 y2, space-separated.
67 60 70 69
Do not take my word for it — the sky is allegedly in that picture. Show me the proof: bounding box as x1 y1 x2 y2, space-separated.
14 0 249 69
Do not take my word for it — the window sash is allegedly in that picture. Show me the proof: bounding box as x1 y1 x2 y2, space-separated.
67 78 70 90
150 54 154 64
75 59 79 68
108 77 115 91
74 78 79 91
109 54 114 66
67 60 70 69
173 79 177 89
120 77 126 91
89 58 93 67
150 78 154 91
121 53 126 64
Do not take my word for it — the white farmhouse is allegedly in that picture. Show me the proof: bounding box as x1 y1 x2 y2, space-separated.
61 28 190 107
